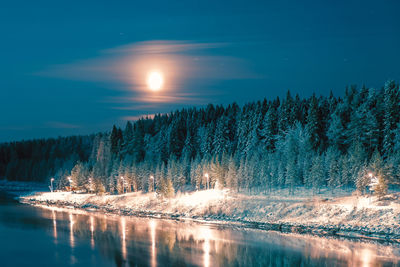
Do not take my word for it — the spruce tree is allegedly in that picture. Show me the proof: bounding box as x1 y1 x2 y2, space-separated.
383 80 400 156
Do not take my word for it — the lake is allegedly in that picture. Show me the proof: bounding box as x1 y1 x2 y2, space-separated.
0 191 399 267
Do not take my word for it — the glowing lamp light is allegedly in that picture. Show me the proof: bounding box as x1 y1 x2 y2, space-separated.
50 177 55 192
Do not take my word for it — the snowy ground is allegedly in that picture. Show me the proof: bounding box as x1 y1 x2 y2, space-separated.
20 188 400 242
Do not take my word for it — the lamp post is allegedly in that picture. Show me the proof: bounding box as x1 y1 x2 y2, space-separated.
88 178 93 193
68 176 72 191
368 172 373 202
150 175 155 192
367 172 379 203
120 176 125 193
204 173 209 190
50 177 55 192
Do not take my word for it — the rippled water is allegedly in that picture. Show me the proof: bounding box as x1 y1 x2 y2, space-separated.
0 192 399 266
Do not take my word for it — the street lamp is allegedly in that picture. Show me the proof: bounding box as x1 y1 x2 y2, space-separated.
367 172 379 203
150 175 155 193
204 173 209 190
88 178 93 193
50 177 55 192
120 176 125 193
67 176 72 191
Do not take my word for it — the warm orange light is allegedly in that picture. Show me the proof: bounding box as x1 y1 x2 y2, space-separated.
147 71 164 91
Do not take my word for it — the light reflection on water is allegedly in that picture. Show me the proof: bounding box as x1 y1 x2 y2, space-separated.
1 200 400 267
120 216 127 263
149 220 156 267
201 227 211 267
69 213 75 248
52 209 57 242
90 215 95 249
41 206 400 267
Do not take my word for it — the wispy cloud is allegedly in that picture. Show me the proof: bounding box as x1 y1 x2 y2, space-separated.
121 114 156 122
36 40 257 111
108 92 208 104
104 40 227 54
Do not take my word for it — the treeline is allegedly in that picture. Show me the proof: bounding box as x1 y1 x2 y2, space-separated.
2 81 400 196
0 136 93 182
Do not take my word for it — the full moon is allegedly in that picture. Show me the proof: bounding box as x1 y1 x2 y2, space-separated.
147 71 164 91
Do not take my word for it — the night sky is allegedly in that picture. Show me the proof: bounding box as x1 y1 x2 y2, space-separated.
1 0 399 142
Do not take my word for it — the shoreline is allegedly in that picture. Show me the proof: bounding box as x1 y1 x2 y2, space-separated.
19 190 400 244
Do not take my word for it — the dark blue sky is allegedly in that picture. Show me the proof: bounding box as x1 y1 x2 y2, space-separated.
1 0 399 142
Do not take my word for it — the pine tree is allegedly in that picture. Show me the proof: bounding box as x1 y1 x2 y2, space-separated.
123 121 133 143
132 120 146 162
306 95 322 151
277 160 285 187
260 106 278 151
374 174 388 198
197 126 212 157
368 149 391 197
225 157 238 191
355 166 369 195
383 80 400 156
110 125 120 156
160 177 175 198
213 118 228 155
389 126 400 184
347 141 366 184
310 155 325 193
182 130 195 160
327 104 347 152
326 148 340 190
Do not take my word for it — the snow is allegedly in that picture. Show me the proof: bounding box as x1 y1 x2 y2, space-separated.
20 188 400 241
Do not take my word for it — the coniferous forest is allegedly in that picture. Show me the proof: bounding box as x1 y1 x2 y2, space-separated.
1 81 400 196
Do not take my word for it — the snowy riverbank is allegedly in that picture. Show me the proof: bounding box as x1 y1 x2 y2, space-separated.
20 189 400 242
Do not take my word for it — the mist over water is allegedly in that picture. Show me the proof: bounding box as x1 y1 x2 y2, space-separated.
0 194 399 267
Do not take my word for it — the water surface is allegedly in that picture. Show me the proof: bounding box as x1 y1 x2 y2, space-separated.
0 192 399 266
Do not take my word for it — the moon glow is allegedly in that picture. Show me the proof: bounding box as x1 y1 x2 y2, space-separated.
147 71 164 91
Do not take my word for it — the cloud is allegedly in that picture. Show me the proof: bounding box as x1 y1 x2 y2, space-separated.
104 40 227 54
108 91 207 104
121 114 156 122
35 40 258 112
37 40 255 86
130 94 203 104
